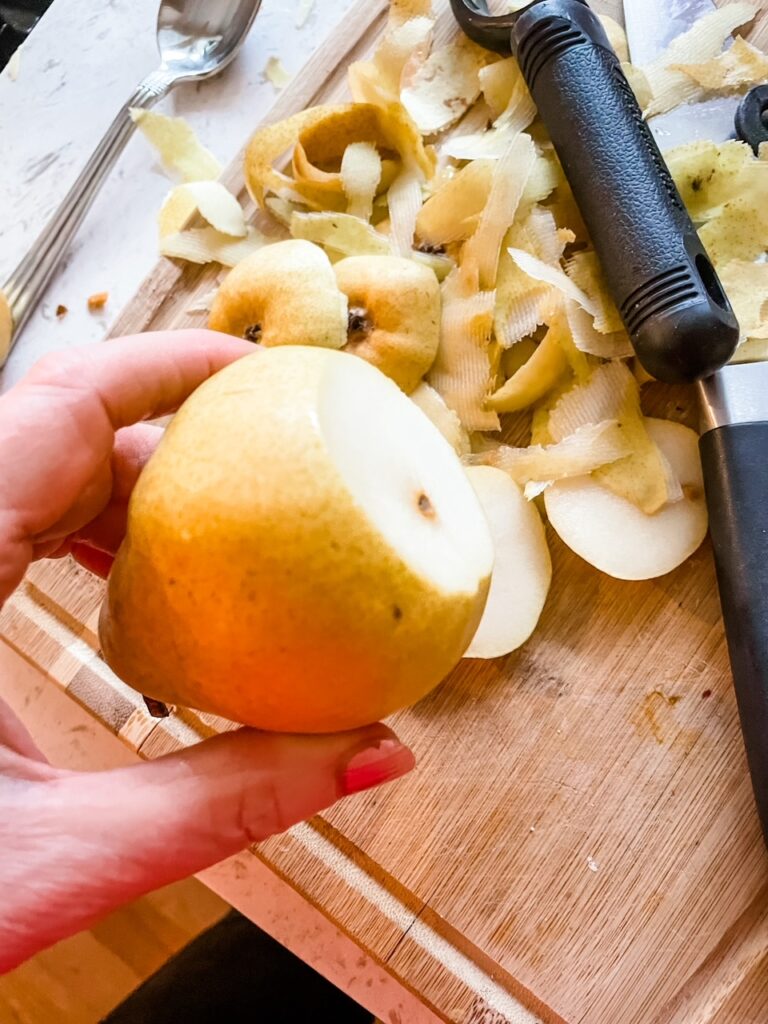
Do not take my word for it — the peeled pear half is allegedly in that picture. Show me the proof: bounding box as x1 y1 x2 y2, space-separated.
464 466 552 659
100 346 493 733
544 419 708 581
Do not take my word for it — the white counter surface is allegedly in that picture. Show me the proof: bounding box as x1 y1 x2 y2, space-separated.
0 0 355 390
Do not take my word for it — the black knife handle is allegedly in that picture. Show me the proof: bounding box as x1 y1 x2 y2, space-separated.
509 0 740 383
700 422 768 847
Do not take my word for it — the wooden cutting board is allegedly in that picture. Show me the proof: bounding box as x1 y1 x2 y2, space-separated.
3 3 768 1022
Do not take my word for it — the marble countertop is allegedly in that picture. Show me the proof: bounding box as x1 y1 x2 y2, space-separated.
0 0 355 391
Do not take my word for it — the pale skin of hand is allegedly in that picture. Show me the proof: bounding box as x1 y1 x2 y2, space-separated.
0 331 415 973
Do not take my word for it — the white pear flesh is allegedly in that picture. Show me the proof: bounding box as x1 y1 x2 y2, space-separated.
544 418 708 581
100 345 494 733
464 465 552 659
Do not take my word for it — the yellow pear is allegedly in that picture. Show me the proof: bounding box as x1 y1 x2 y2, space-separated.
334 254 441 393
208 239 348 348
100 346 493 733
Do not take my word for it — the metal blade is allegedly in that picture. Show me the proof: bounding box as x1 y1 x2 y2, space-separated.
623 0 740 148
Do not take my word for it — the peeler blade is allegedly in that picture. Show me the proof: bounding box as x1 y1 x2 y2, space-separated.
448 0 516 55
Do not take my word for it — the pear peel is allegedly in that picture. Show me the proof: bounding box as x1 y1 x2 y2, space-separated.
410 382 471 456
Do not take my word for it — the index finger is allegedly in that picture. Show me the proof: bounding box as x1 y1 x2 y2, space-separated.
0 330 253 600
22 329 255 429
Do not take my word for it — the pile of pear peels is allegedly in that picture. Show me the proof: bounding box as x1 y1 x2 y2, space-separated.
131 0 768 659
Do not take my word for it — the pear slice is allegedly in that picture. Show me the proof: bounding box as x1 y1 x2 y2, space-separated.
334 254 441 393
544 418 708 581
464 466 552 659
208 239 348 349
100 346 493 734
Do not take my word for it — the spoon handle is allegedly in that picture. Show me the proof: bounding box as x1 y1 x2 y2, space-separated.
2 68 172 354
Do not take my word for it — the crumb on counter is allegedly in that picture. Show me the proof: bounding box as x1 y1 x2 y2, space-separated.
7 50 21 82
87 292 109 312
55 304 68 318
264 56 292 90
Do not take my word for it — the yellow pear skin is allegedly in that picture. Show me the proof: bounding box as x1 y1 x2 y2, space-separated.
334 254 441 393
100 346 492 733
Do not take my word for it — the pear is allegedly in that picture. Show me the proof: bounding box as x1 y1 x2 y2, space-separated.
208 239 348 348
464 466 552 659
100 346 493 733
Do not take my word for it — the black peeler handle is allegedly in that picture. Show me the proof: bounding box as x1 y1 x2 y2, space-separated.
451 0 741 384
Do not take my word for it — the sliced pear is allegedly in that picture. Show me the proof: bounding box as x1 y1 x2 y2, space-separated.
410 382 470 456
464 466 552 659
334 254 440 393
101 346 493 733
544 419 708 581
208 239 348 348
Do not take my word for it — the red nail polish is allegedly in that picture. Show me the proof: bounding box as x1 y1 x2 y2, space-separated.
340 738 415 796
71 543 114 579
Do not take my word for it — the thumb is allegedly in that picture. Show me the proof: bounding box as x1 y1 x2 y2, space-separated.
1 724 414 970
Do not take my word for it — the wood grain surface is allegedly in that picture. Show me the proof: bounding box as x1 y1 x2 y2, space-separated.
3 3 768 1022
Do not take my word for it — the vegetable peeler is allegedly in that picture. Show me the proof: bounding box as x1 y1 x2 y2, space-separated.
450 0 765 384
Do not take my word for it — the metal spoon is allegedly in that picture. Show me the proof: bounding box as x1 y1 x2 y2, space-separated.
2 0 262 352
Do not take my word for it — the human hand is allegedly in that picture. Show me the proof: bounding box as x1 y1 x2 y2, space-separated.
0 332 415 972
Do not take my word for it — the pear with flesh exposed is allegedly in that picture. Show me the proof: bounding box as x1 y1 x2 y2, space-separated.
100 346 494 733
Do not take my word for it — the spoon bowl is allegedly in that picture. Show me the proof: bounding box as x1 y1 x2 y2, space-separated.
157 0 263 81
2 0 262 357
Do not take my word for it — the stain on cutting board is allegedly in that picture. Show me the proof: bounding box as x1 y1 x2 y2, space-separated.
633 690 682 744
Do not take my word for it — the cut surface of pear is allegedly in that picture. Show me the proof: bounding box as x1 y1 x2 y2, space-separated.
100 346 493 734
544 419 708 581
464 466 552 659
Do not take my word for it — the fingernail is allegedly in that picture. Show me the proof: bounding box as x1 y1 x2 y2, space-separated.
340 738 415 796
